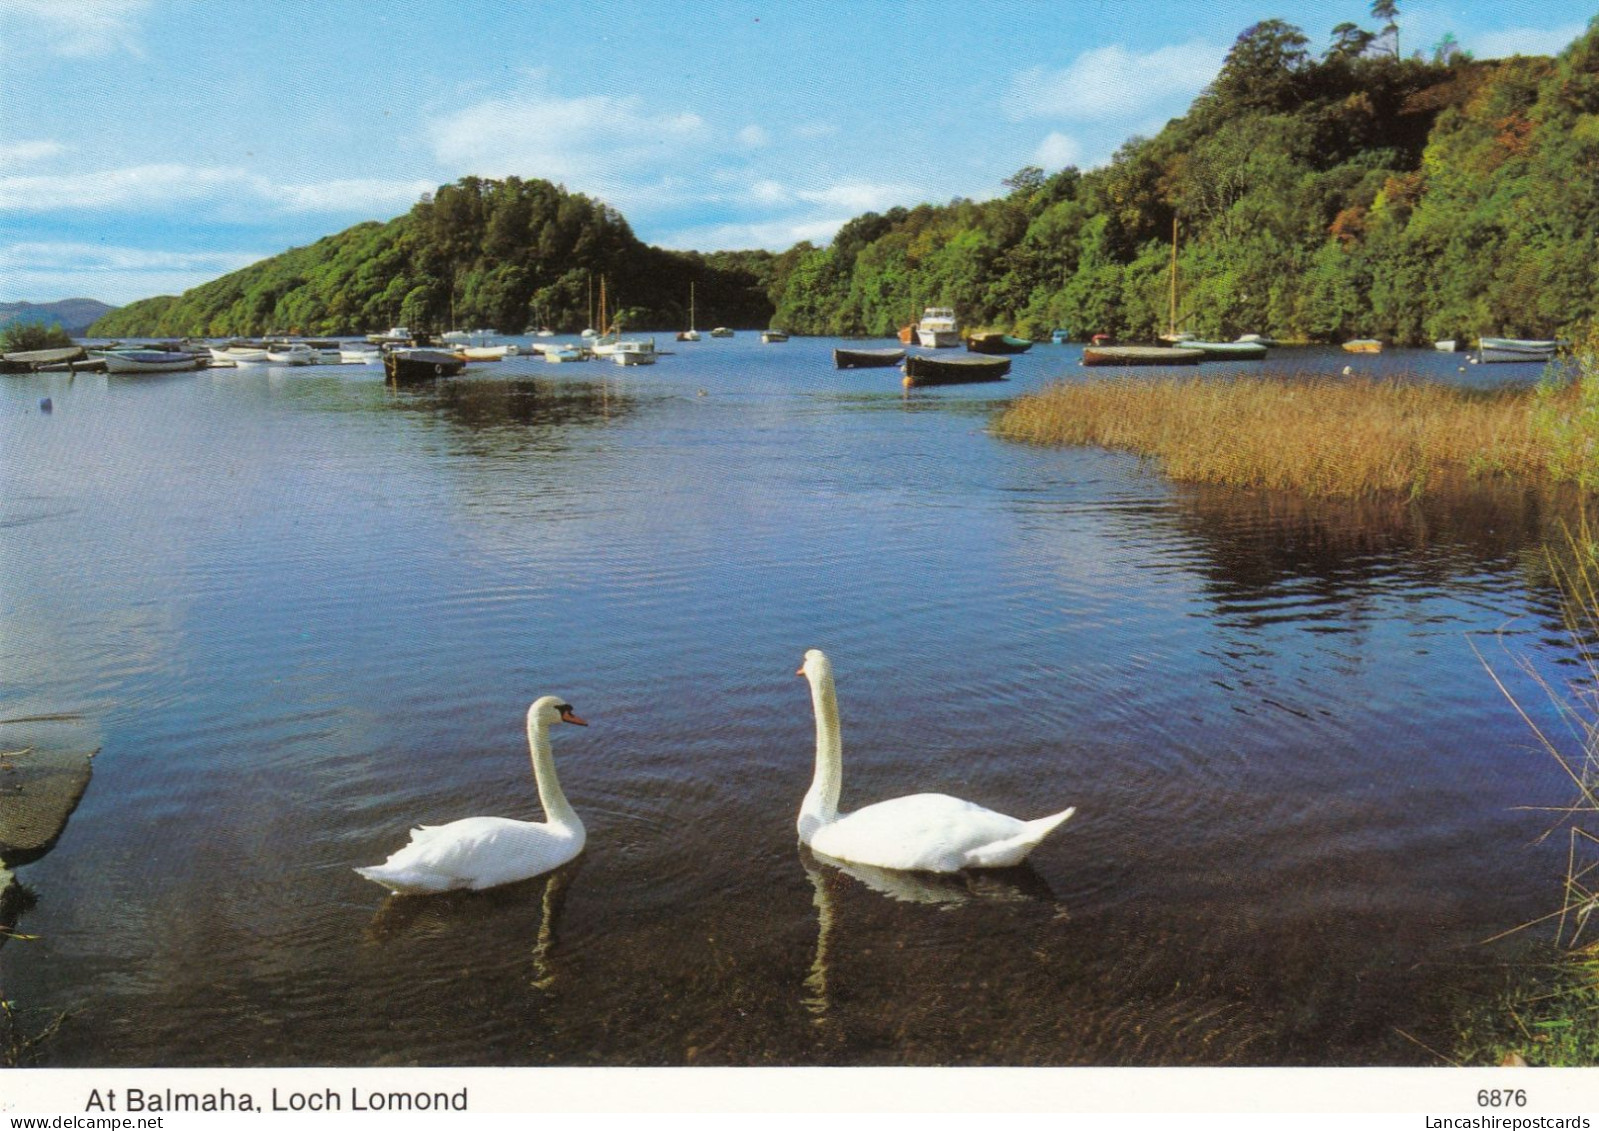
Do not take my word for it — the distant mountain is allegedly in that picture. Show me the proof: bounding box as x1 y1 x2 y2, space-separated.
1 298 117 335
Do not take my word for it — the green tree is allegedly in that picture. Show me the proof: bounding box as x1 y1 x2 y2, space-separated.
1371 0 1399 58
0 320 73 351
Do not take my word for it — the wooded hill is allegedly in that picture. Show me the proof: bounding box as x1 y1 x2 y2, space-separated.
91 14 1599 345
768 16 1599 344
90 179 779 338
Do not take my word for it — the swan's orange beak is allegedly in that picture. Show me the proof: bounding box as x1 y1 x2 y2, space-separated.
796 664 806 677
558 707 588 726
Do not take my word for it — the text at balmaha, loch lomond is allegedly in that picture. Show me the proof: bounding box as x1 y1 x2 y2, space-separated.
79 1086 468 1113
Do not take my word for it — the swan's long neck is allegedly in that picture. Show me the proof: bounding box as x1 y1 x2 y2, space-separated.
528 715 581 832
799 666 843 842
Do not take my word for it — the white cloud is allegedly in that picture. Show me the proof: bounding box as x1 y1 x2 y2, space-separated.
6 0 152 58
0 241 266 306
0 165 246 211
796 181 919 212
1033 132 1083 170
424 91 709 181
268 178 438 213
656 216 847 252
738 124 770 147
1470 23 1587 59
1006 40 1227 122
0 241 261 275
0 164 430 217
730 178 921 213
0 140 69 166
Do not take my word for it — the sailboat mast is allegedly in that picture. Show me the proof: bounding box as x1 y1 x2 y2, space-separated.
1169 216 1179 338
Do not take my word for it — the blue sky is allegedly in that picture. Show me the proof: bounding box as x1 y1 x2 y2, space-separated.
0 0 1591 306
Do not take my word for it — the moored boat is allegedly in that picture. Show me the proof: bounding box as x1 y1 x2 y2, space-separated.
761 329 789 343
612 339 657 365
1478 337 1561 363
340 345 380 364
902 353 1010 386
220 340 271 364
833 347 906 369
303 339 342 364
1081 345 1203 367
1186 339 1268 361
1049 328 1071 344
266 342 314 365
1434 340 1459 352
1342 339 1383 353
460 345 510 361
965 332 1032 355
366 326 413 345
914 307 961 349
542 345 587 363
99 349 201 374
677 282 701 341
2 346 89 373
710 327 734 338
383 348 465 381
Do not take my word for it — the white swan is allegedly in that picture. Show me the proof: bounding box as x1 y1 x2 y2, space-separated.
355 697 589 895
797 649 1074 873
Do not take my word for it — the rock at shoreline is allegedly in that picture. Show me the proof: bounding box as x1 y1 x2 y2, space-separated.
0 715 99 868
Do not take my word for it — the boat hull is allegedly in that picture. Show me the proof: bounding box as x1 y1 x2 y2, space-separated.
965 333 1032 355
1342 340 1383 353
1081 346 1203 367
100 351 201 374
1478 338 1559 363
612 344 656 365
916 329 961 348
1186 340 1268 361
383 348 465 381
833 347 906 369
902 354 1010 386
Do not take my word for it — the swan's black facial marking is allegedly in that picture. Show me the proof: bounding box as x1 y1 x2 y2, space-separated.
557 704 589 726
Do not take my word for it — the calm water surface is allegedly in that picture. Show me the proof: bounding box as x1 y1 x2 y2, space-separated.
0 339 1585 1066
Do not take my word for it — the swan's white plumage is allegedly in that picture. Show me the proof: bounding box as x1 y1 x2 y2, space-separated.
355 696 587 895
797 649 1074 873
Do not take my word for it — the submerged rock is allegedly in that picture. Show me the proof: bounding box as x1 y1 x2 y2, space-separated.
0 715 99 868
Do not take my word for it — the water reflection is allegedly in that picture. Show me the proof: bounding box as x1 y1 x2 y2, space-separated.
364 859 581 992
386 376 637 437
1168 478 1591 610
799 847 1061 1030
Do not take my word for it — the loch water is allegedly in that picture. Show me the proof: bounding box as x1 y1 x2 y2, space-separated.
0 337 1588 1066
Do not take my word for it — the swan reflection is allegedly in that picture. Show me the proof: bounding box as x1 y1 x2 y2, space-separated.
800 847 1061 1025
364 860 580 990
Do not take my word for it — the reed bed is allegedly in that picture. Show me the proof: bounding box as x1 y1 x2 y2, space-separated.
993 372 1587 500
1461 521 1599 1065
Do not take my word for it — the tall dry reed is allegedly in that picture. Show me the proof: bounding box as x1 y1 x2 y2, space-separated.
994 374 1583 499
